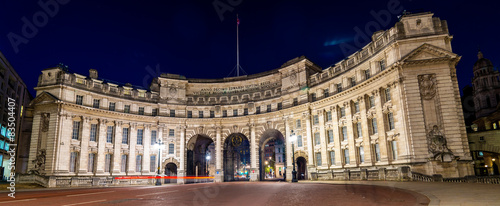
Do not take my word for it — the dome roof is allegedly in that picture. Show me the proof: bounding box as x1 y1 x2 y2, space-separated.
473 50 493 72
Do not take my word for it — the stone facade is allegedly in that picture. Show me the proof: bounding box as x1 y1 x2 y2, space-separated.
25 12 473 186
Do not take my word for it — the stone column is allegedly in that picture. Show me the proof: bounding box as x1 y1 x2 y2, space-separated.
178 125 186 184
374 90 389 163
96 120 107 175
143 124 151 173
318 110 328 167
112 121 122 174
215 126 223 182
78 117 90 174
157 124 164 173
345 101 356 166
127 123 137 175
304 112 315 173
358 97 373 165
285 117 293 182
249 123 259 181
330 106 342 167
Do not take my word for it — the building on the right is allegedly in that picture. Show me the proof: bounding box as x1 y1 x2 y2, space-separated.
466 50 500 176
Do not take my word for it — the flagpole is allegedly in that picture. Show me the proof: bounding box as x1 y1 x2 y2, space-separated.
236 14 240 77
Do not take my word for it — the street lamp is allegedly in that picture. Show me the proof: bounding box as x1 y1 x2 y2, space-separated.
290 130 298 182
154 139 165 186
206 155 211 175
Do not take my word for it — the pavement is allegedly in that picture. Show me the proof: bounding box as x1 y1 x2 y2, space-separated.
0 180 498 205
301 180 500 206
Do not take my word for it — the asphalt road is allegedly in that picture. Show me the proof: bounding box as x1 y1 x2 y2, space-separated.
0 182 429 206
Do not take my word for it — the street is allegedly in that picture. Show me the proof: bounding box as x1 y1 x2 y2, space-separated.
0 182 428 206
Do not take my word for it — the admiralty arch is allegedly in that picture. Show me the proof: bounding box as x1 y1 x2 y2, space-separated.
24 12 474 187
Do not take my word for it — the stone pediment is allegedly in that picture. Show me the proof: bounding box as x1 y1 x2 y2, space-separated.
29 92 59 107
401 43 458 63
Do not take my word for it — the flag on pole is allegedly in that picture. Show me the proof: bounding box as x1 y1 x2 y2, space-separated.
237 17 240 25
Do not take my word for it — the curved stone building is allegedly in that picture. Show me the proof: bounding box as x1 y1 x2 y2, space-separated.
26 12 473 186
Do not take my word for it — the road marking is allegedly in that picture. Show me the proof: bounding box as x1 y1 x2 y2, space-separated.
136 190 178 197
62 199 107 206
66 191 115 197
0 198 36 204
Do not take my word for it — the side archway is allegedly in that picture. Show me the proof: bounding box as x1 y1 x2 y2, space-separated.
223 133 250 181
258 129 286 181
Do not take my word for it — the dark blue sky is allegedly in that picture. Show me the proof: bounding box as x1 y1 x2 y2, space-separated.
1 0 498 96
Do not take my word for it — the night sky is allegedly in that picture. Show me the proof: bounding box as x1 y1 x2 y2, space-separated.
0 0 498 97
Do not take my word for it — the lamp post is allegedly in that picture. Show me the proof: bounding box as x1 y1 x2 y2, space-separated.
290 130 298 182
155 139 164 186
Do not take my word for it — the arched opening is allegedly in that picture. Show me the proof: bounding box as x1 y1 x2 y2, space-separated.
164 163 177 184
258 129 286 181
223 133 250 181
296 157 307 180
186 134 214 183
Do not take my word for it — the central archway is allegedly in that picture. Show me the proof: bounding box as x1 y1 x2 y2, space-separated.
223 133 250 181
258 129 286 181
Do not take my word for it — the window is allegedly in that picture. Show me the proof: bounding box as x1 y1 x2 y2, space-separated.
223 110 227 117
369 96 375 108
256 106 261 114
121 155 127 172
69 152 78 172
342 126 348 141
169 143 175 154
364 70 370 80
293 98 298 106
297 135 303 147
109 102 115 111
337 83 342 93
316 152 322 166
90 124 97 141
150 156 156 172
187 111 192 118
122 128 129 144
351 77 356 87
124 105 130 113
137 129 143 145
233 109 238 116
387 112 395 130
356 122 362 138
210 111 215 118
104 154 111 172
385 88 391 102
138 107 144 115
354 102 360 113
199 111 203 118
93 99 100 108
340 107 346 117
244 108 249 115
391 141 398 160
136 155 142 172
152 108 158 116
379 59 386 71
374 143 381 162
150 130 157 145
327 111 332 121
277 103 282 110
72 121 80 140
344 149 350 164
267 105 271 112
88 153 95 173
107 126 114 143
314 132 320 145
328 129 334 143
169 129 175 137
359 146 365 163
313 115 319 125
371 118 378 134
76 95 83 105
330 151 335 165
296 119 301 128
311 93 316 102
324 89 329 98
170 110 175 117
